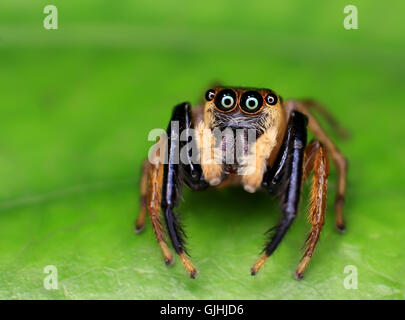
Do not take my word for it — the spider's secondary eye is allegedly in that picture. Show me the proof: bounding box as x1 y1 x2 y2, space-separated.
265 93 278 106
205 89 215 101
240 91 263 114
214 89 237 112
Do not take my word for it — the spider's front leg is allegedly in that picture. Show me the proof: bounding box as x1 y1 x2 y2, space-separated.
286 99 348 231
161 102 208 278
136 103 208 277
251 111 308 275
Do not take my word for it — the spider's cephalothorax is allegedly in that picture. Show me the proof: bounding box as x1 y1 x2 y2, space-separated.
136 86 348 279
197 87 287 191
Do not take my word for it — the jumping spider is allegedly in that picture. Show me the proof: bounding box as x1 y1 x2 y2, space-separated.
136 86 348 279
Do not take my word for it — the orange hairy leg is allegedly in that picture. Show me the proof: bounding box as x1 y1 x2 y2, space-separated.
135 161 149 233
135 156 174 265
295 141 329 279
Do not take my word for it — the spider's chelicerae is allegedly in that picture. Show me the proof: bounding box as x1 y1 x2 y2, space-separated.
136 86 348 279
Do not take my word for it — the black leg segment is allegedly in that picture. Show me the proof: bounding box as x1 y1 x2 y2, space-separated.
262 111 308 257
161 102 208 256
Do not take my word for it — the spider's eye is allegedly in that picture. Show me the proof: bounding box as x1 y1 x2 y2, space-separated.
240 91 263 114
265 93 278 106
205 89 215 101
214 89 237 112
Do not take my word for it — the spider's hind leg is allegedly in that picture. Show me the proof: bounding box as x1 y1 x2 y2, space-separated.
295 140 329 279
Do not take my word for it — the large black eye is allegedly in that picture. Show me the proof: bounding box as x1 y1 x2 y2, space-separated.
265 93 278 105
205 89 215 101
214 89 237 112
240 91 263 114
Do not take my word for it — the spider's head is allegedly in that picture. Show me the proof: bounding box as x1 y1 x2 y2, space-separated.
204 86 283 135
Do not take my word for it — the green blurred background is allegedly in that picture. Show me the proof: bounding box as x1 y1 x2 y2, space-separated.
0 0 404 299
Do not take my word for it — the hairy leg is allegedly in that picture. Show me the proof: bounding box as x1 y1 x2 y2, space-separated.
135 160 149 233
285 100 347 231
135 156 174 265
161 102 208 278
302 140 321 183
251 111 307 275
300 99 350 139
296 141 329 279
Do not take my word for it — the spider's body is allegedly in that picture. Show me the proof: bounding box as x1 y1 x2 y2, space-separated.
136 86 347 279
